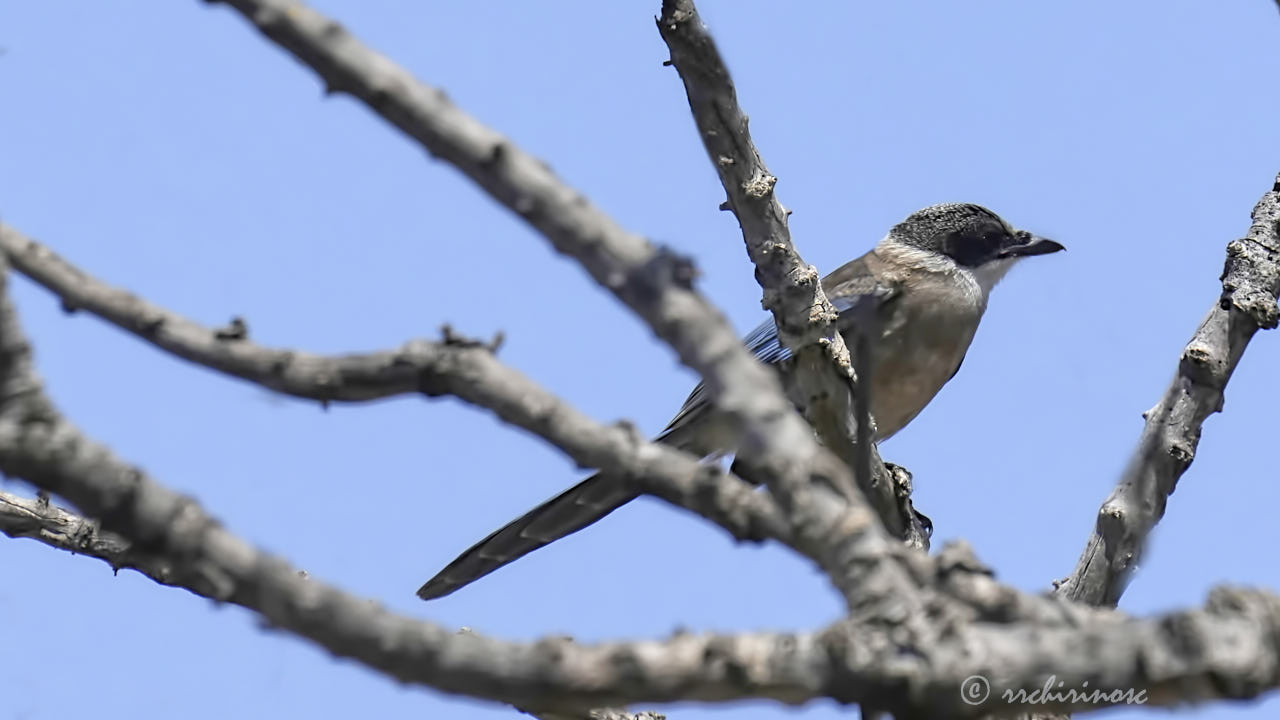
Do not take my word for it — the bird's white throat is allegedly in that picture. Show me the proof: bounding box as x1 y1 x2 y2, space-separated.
969 256 1018 295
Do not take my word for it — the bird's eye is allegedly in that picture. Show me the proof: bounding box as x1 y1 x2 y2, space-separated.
945 227 1012 267
984 231 1006 254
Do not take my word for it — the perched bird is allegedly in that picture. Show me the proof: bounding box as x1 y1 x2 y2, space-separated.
418 203 1063 600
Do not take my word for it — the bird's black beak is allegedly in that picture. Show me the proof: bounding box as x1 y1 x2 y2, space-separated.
1001 231 1065 258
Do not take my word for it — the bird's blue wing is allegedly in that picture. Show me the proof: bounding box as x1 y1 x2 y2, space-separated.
739 316 792 365
740 292 885 366
657 288 893 440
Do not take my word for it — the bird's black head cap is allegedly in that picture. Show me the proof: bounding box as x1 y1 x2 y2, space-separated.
890 203 1062 267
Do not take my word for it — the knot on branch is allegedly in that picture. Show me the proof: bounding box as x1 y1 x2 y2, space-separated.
742 173 777 200
439 325 504 352
213 316 248 342
887 463 914 500
659 3 694 30
1179 342 1225 387
1167 441 1195 467
1096 501 1131 542
816 336 855 379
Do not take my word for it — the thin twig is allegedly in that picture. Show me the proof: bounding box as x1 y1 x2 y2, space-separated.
0 489 190 590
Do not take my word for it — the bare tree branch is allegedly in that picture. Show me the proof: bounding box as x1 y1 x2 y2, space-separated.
0 223 791 553
527 709 666 720
201 0 805 471
657 0 821 345
0 489 192 591
0 255 828 710
197 0 914 604
0 223 442 402
1057 173 1280 607
1010 173 1280 720
655 0 920 545
10 458 1280 719
6 240 1280 714
4 3 1277 718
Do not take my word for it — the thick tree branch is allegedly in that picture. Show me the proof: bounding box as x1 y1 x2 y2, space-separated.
9 464 1280 719
655 0 919 545
0 253 830 710
0 224 790 554
201 0 807 473
0 490 653 720
1057 172 1280 607
529 710 666 720
5 245 1280 713
5 462 826 709
197 0 911 602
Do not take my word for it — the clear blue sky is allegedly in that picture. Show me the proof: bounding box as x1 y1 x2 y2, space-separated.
2 2 1279 719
